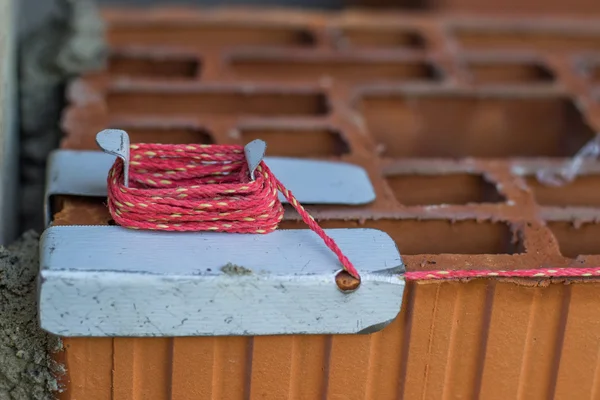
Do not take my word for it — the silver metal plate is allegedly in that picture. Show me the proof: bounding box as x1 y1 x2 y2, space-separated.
38 226 405 337
44 150 376 226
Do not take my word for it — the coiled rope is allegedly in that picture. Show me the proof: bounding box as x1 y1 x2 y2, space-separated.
105 142 361 281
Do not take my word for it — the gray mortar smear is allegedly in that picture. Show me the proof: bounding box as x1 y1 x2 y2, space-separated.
19 0 107 234
0 231 63 400
221 262 253 275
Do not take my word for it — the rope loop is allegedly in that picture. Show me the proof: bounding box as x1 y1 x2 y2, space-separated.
106 142 362 281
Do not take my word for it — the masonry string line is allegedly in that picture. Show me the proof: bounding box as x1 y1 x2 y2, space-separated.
102 138 599 284
404 267 600 281
105 142 362 281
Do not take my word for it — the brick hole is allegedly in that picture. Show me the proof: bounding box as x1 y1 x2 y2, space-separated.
525 174 600 207
386 173 505 205
590 65 600 83
120 127 214 145
108 54 200 80
337 27 426 49
547 221 600 258
229 58 439 83
278 219 523 255
468 62 554 85
454 29 600 52
107 91 329 117
360 94 594 158
241 127 349 157
108 24 315 48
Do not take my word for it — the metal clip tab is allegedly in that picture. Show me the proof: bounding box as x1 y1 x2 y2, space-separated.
96 129 131 187
244 139 267 181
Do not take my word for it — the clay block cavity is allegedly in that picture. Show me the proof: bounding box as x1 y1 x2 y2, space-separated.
525 174 600 207
591 65 600 83
119 126 214 145
108 54 200 79
548 221 600 258
336 27 426 49
279 219 523 255
108 23 315 48
454 28 600 52
360 93 594 158
467 61 554 85
229 57 439 83
240 127 349 157
107 90 329 117
386 173 505 205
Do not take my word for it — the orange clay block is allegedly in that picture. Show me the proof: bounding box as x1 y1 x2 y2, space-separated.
52 7 600 399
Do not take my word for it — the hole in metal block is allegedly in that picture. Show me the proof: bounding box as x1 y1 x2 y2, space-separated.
52 196 111 227
454 28 600 52
122 126 214 145
468 61 554 85
386 173 505 205
278 219 523 255
547 221 600 258
108 54 200 79
240 127 350 157
107 90 329 118
108 23 316 48
229 57 439 83
525 174 600 207
336 27 426 49
360 93 594 158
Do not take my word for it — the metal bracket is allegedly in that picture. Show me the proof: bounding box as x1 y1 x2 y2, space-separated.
44 149 376 226
95 129 131 187
38 225 405 337
243 138 267 181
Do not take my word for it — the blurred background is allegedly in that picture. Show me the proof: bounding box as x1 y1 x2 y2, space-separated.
19 0 341 39
19 0 600 38
11 0 600 243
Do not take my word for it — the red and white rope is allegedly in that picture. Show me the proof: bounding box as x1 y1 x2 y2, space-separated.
105 142 599 283
105 142 361 280
404 267 600 281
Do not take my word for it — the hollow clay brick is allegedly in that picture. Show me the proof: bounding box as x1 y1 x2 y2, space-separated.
54 7 600 400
